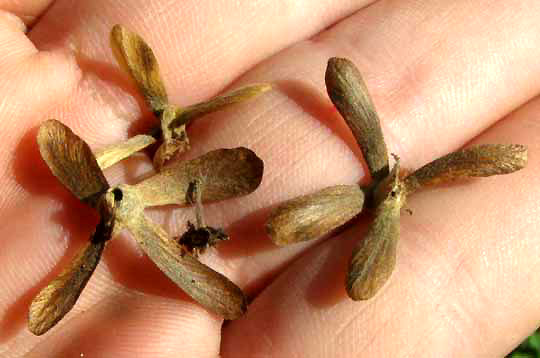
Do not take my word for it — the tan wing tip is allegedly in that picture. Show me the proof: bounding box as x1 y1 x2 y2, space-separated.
111 23 123 33
28 318 51 336
252 82 273 93
345 272 381 301
28 297 56 336
264 213 290 247
240 147 264 189
110 24 134 79
37 119 67 158
507 144 528 170
265 185 366 247
110 24 125 51
37 119 63 139
207 277 248 320
496 143 527 174
223 293 249 320
110 24 127 40
324 57 365 104
242 82 273 99
326 57 360 84
327 57 353 71
264 203 314 247
225 146 264 192
38 118 62 130
473 143 528 171
346 252 397 301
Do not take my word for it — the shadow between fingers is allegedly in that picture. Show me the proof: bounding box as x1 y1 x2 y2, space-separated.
305 217 370 309
103 230 190 301
12 126 68 198
75 55 159 138
35 294 144 357
275 79 370 176
218 205 278 259
0 212 97 342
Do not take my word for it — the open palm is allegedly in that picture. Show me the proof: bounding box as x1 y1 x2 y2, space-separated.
1 1 540 356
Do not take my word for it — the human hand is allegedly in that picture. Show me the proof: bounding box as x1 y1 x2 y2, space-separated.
1 1 539 356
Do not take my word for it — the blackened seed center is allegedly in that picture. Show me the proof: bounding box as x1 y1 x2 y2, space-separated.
113 188 123 202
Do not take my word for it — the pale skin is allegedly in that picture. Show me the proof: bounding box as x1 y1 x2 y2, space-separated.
0 0 539 356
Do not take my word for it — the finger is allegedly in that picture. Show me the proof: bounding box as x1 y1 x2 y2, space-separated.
0 5 80 202
26 294 222 357
0 0 79 111
29 0 372 107
221 96 540 357
0 5 81 214
0 0 54 25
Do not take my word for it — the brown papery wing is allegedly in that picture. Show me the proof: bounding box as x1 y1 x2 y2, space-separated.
404 144 527 194
127 215 247 319
133 147 264 207
95 134 156 170
28 194 115 336
37 119 109 207
169 83 272 128
266 185 364 246
110 24 168 114
27 210 115 336
325 57 389 182
346 162 405 300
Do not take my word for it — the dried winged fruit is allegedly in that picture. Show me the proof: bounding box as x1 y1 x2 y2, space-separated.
29 119 264 334
267 57 528 301
110 24 271 169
